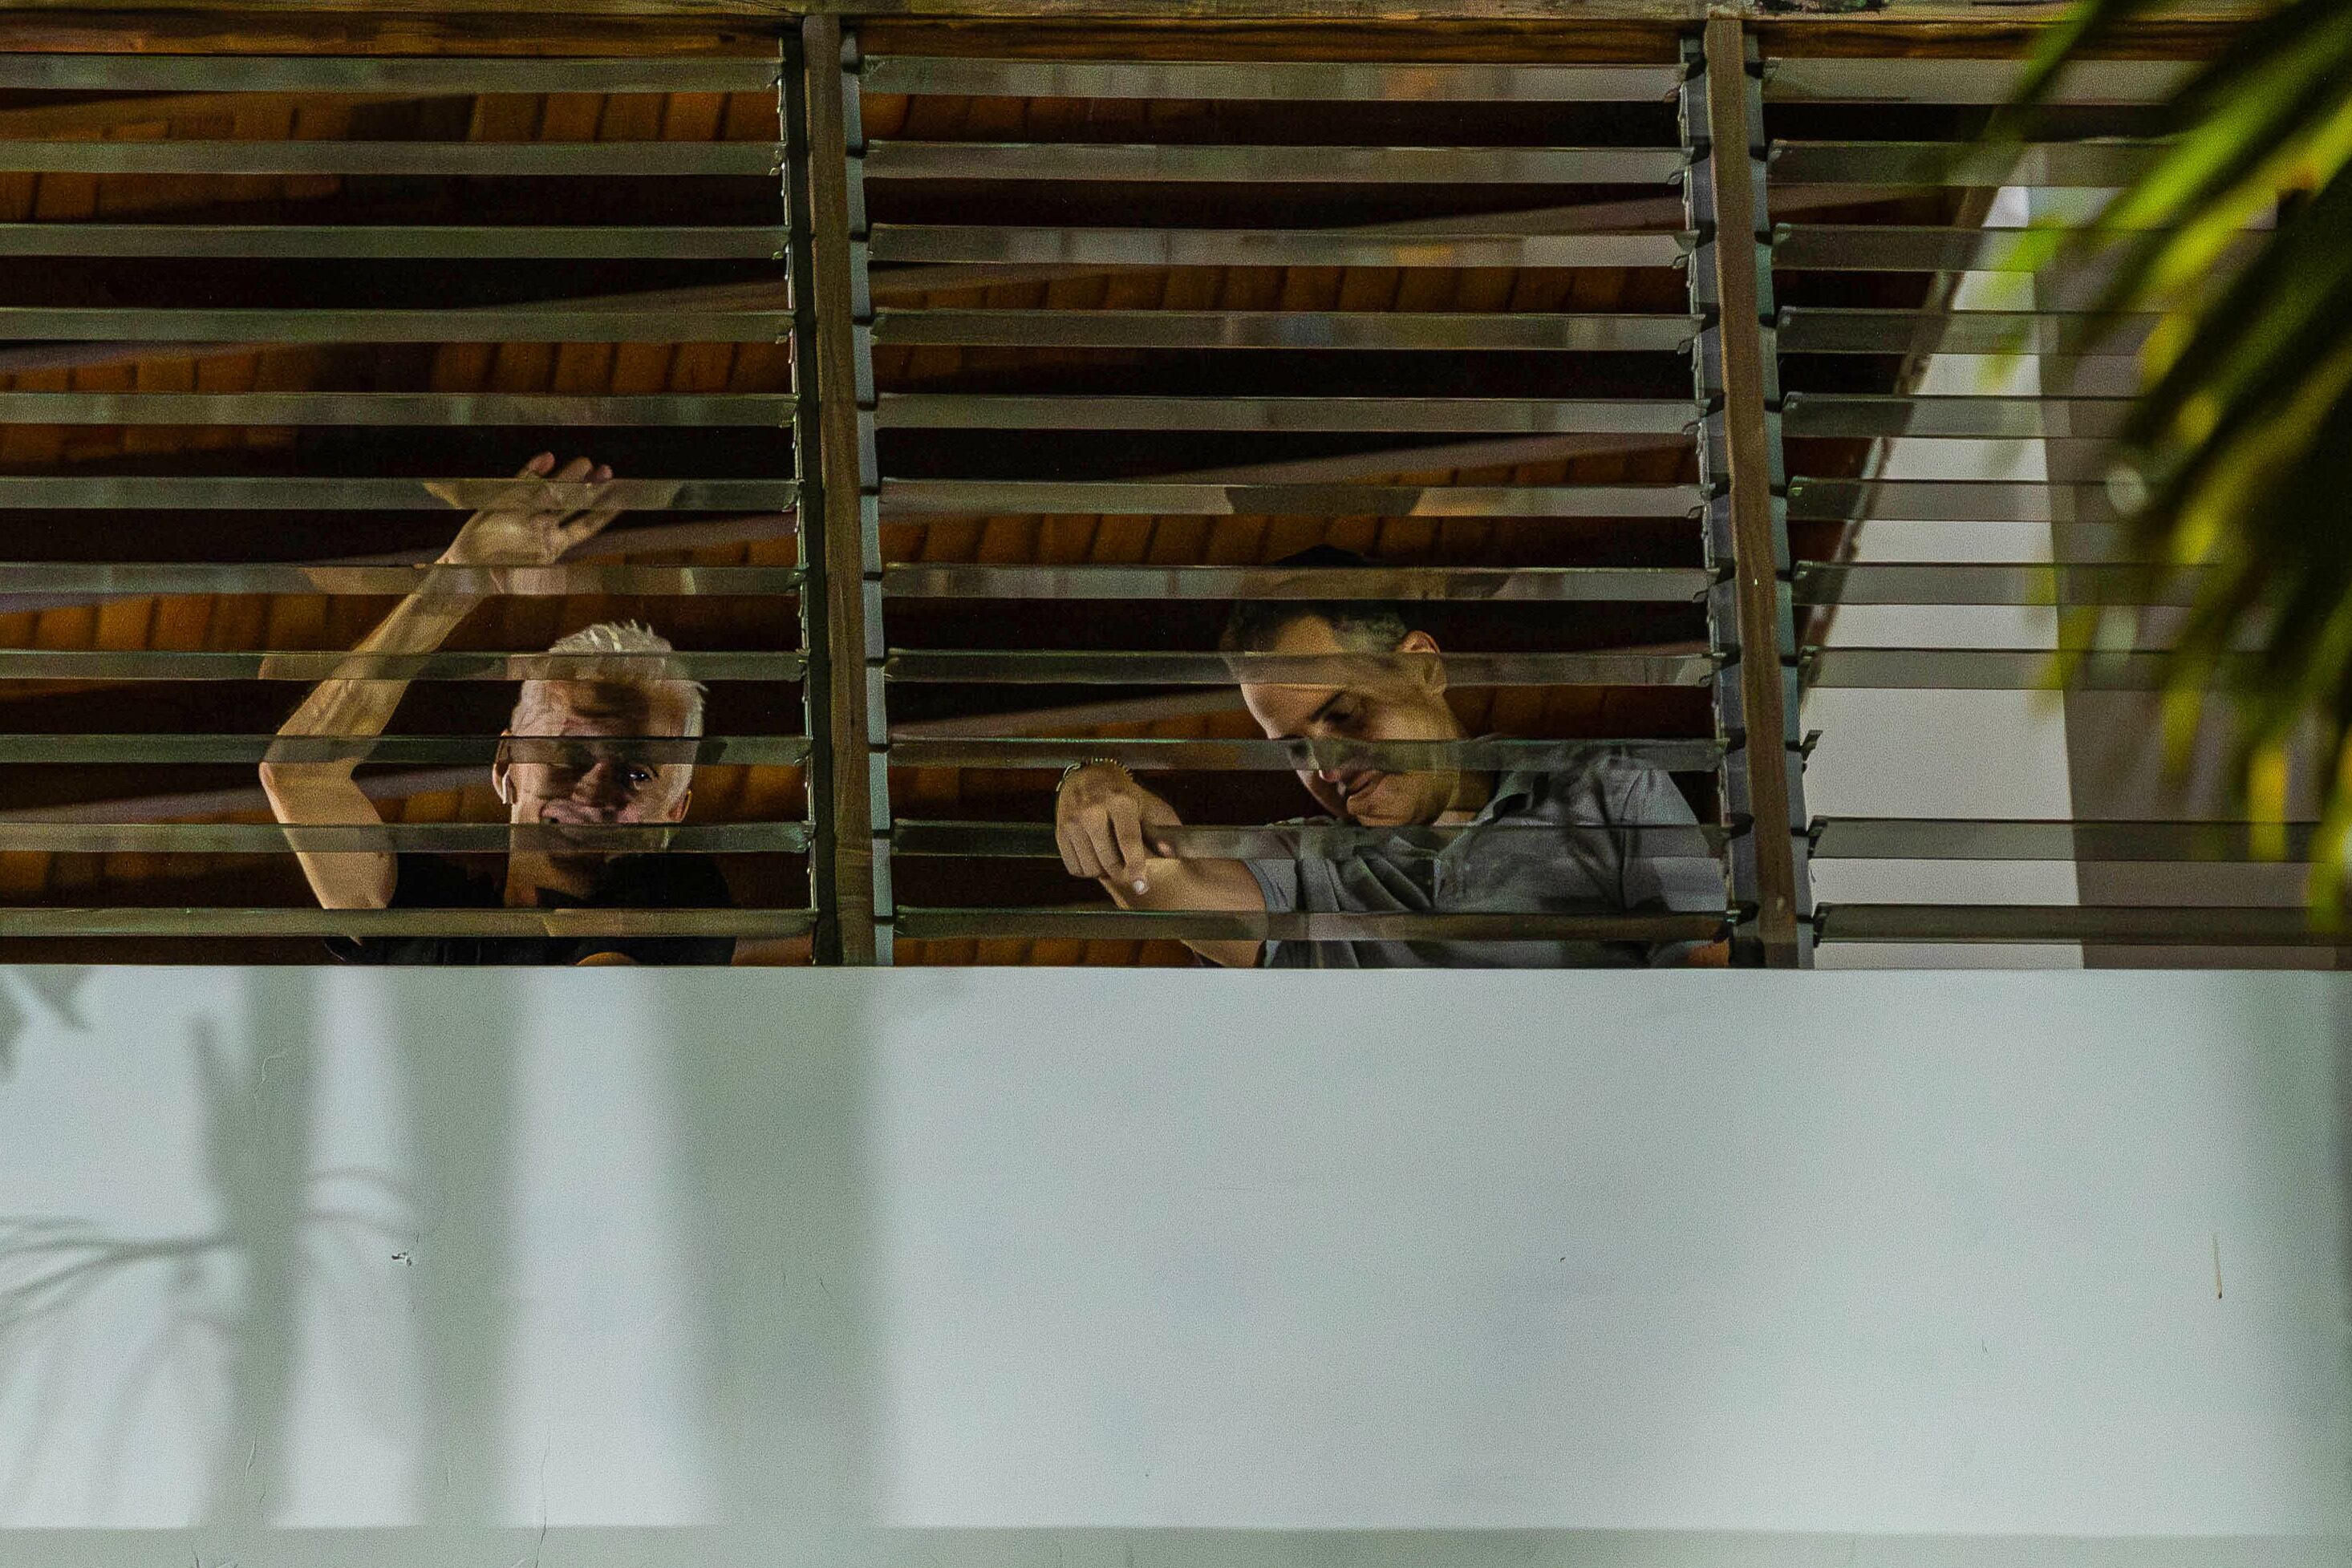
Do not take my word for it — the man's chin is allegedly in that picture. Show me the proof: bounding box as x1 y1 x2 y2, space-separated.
1339 773 1416 824
529 818 621 857
540 847 619 880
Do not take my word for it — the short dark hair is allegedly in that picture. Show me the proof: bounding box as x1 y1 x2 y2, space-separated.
1218 545 1413 654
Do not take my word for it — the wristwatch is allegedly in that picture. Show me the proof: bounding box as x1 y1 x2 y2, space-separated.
1057 758 1125 792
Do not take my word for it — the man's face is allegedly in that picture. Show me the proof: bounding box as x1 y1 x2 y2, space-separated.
1238 615 1460 828
493 680 695 863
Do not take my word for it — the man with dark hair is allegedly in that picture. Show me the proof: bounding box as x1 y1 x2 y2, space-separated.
1054 545 1723 967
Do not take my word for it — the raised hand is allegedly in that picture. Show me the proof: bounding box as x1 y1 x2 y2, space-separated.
435 452 629 568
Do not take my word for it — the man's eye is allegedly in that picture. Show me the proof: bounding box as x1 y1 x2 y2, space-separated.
627 767 654 786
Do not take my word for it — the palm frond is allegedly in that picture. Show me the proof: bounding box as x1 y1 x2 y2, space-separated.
2006 0 2352 880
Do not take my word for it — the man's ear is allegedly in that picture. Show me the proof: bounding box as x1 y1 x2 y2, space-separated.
656 786 693 849
490 730 513 807
1397 628 1445 695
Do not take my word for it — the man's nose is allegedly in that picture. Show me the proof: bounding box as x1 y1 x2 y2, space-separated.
576 758 631 804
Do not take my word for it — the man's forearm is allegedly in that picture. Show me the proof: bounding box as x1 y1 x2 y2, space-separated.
1056 762 1269 966
273 585 483 752
259 582 484 910
1101 855 1267 967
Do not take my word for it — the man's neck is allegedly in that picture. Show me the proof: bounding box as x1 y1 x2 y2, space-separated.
1428 715 1492 825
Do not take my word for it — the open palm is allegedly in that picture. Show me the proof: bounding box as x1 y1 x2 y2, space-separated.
437 452 627 567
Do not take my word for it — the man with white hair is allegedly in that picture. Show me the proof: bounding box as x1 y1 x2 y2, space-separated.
259 452 733 964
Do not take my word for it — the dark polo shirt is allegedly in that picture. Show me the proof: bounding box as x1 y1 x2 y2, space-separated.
329 852 736 966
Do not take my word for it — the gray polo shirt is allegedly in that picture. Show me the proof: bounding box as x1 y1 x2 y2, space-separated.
1243 748 1724 968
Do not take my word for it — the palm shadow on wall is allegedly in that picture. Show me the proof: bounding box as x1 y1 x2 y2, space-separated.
0 967 94 1081
0 969 402 1523
655 968 882 1560
2 961 876 1548
0 966 535 1533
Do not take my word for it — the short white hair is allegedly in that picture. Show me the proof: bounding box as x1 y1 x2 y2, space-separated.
518 619 706 737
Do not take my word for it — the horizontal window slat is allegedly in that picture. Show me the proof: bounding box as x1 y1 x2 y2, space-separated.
1803 525 2138 554
0 477 798 510
860 57 1685 102
881 565 1713 602
1792 562 2189 607
878 480 1704 518
0 564 804 598
1774 224 2042 272
1786 479 2120 525
1803 649 2189 690
864 142 1690 184
1815 905 2346 946
0 306 790 342
0 225 788 258
874 395 1697 434
892 820 1731 857
868 309 1699 352
0 908 811 939
882 650 1716 686
1782 394 2129 440
1810 818 2320 862
0 392 793 426
0 823 807 853
1774 308 2156 355
0 734 807 764
0 650 805 681
867 225 1693 268
1769 140 2165 188
884 737 1725 772
1788 439 2120 486
1770 224 2247 273
894 908 1730 943
0 140 780 176
0 55 783 93
1762 57 2192 106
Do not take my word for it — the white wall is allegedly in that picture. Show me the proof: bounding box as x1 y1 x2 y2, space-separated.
0 966 2345 1566
1802 186 2085 966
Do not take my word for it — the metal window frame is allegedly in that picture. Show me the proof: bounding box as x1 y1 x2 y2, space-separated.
793 14 886 964
0 35 820 954
1682 20 1811 967
829 21 1768 965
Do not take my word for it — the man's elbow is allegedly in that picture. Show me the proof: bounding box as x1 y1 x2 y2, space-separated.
258 758 357 820
256 759 292 819
256 759 317 823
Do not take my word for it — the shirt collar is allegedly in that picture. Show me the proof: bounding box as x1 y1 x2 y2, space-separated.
1469 737 1539 824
